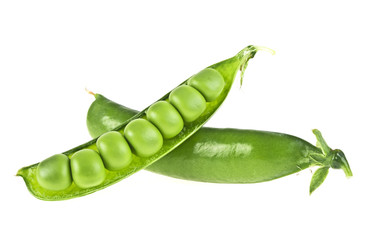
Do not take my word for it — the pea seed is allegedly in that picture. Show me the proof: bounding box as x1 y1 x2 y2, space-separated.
36 154 72 191
169 85 206 122
70 149 106 189
188 68 224 101
147 101 184 139
124 119 163 157
97 131 132 171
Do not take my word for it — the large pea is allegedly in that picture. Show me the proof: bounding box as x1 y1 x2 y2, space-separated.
124 119 163 157
147 101 184 139
187 68 224 102
70 149 106 189
169 85 206 122
96 131 132 171
36 154 72 191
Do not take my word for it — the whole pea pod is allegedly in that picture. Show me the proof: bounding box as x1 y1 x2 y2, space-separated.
86 94 353 194
17 45 267 201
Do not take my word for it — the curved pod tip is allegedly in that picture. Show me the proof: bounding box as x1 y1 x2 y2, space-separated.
237 45 275 87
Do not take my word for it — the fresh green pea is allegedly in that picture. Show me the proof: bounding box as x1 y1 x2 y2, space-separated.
86 94 353 194
124 119 163 157
96 131 132 171
146 101 183 139
36 154 72 191
169 85 206 122
70 149 106 189
188 68 225 101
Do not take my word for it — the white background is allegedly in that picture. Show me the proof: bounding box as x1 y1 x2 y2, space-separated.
1 1 367 239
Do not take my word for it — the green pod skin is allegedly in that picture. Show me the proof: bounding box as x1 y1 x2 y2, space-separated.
86 94 353 193
17 45 263 201
149 128 317 183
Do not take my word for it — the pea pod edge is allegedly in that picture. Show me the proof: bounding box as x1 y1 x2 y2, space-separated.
17 45 268 201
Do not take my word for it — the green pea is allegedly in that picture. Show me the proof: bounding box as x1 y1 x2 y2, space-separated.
146 101 184 139
70 149 106 189
96 131 132 171
124 119 163 157
187 68 225 101
36 154 72 191
169 85 206 122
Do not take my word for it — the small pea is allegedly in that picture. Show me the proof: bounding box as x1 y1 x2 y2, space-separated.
187 68 225 102
96 131 132 171
124 119 163 157
70 149 106 189
169 85 206 122
147 101 184 139
36 154 72 191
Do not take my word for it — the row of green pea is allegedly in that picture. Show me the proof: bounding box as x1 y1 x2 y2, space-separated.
36 68 225 191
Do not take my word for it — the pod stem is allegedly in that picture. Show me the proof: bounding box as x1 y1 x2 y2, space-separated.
237 45 275 87
85 88 96 97
309 129 352 195
253 46 276 55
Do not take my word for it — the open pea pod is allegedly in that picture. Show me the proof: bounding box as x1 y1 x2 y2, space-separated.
17 45 270 201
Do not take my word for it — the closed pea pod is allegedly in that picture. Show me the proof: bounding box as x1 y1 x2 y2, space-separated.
17 45 268 200
86 94 353 194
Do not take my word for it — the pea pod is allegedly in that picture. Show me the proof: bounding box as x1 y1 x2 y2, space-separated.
17 45 265 201
86 94 353 194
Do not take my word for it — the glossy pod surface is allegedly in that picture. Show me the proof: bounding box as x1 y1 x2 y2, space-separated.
148 128 316 183
17 45 262 200
86 94 353 192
